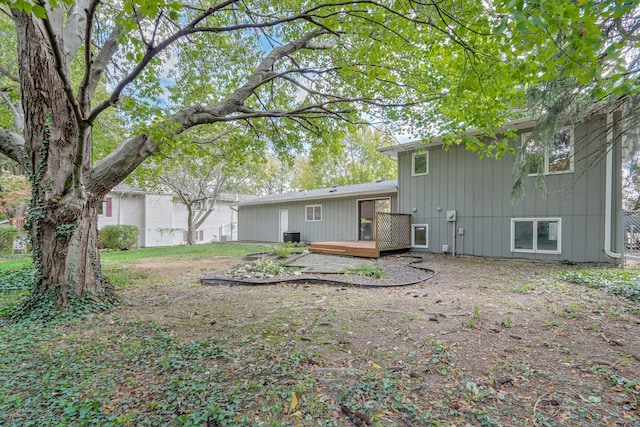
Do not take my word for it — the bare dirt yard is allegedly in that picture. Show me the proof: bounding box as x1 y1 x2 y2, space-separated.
113 253 639 426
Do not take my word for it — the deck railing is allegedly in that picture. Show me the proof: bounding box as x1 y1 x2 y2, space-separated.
375 212 412 251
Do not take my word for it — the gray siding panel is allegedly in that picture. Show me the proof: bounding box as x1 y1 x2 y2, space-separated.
397 114 616 263
238 193 396 243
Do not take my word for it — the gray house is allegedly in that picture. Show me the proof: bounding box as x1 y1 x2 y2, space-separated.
237 180 411 256
380 112 625 263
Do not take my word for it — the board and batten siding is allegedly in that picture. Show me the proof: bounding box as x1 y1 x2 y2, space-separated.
398 114 622 263
238 193 397 243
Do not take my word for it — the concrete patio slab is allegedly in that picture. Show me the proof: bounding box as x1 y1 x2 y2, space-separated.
284 252 375 274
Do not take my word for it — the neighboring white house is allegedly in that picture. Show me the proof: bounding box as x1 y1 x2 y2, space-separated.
98 185 254 247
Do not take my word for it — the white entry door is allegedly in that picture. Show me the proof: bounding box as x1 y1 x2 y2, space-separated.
279 210 288 242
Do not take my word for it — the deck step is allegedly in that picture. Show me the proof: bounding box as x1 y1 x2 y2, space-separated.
310 247 347 253
309 242 379 258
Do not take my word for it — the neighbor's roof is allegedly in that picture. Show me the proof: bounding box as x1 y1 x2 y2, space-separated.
216 193 258 203
380 117 540 157
237 180 398 206
110 184 256 204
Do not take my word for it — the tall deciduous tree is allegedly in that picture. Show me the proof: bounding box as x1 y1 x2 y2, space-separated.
0 0 637 309
234 155 295 196
293 126 397 189
157 159 229 246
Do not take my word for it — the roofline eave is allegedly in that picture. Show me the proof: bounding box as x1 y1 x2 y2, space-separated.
380 117 541 157
237 188 398 207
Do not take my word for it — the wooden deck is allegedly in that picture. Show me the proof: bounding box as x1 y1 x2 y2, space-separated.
309 241 379 258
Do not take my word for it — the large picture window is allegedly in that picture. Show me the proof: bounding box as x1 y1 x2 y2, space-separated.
305 204 322 222
522 128 573 175
412 224 428 248
511 218 561 254
412 150 428 176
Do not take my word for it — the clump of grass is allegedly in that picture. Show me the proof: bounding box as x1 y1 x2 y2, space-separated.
344 264 387 279
503 316 513 328
270 242 306 258
270 245 291 258
558 269 640 302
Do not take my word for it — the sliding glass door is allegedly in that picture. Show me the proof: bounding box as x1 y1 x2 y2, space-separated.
358 199 391 241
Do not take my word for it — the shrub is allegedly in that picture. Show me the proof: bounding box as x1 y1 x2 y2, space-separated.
0 226 20 253
98 225 139 251
254 259 287 275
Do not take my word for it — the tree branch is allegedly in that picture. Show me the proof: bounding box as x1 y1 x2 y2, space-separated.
0 64 19 82
170 29 333 129
62 0 92 63
0 127 27 169
86 134 159 197
84 24 121 102
0 91 23 132
77 0 100 112
88 0 239 123
39 5 84 125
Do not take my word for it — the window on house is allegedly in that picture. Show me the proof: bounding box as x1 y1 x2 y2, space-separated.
523 128 573 175
412 224 428 248
305 205 322 222
412 150 428 176
511 218 561 254
98 197 112 217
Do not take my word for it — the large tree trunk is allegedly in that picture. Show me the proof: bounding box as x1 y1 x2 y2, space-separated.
15 12 113 307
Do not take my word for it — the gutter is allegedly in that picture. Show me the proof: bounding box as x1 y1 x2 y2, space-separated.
604 112 622 260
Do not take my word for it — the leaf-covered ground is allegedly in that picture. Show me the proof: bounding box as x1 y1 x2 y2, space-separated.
1 253 639 426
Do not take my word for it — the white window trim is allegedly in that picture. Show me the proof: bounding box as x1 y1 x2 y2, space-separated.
305 204 322 222
522 127 574 176
411 151 429 176
411 224 429 248
511 217 562 255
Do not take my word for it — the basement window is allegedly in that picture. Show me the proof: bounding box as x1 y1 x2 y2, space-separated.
511 218 561 254
412 224 428 248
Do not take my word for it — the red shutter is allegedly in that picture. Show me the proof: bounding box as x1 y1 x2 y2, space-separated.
199 230 204 241
106 197 112 217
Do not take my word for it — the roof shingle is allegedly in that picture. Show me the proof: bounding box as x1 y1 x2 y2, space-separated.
238 180 397 206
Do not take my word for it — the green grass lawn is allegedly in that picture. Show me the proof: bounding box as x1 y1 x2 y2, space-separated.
0 242 272 271
0 242 273 318
0 255 30 270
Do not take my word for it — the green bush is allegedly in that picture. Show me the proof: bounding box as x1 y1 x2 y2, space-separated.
0 226 20 253
98 225 139 251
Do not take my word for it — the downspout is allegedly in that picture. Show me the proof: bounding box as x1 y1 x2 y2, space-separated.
604 112 622 260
